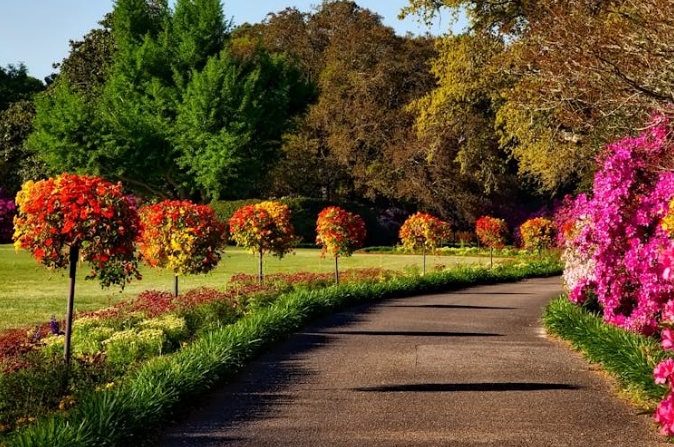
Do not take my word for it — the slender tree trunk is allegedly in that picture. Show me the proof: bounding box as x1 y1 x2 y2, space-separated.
174 275 179 297
258 248 264 285
64 244 79 366
334 256 339 285
422 245 426 276
490 247 493 268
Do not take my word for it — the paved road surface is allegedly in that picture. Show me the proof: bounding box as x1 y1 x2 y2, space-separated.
160 277 668 447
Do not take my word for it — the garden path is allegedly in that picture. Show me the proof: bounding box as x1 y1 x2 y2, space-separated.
160 277 668 446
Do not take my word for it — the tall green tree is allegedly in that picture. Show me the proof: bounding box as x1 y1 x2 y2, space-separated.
0 64 45 194
29 0 310 201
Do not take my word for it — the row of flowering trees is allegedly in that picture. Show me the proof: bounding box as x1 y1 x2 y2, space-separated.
555 116 674 435
475 215 556 266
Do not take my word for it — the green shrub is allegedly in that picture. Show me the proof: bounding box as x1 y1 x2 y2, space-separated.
136 315 187 346
103 329 166 366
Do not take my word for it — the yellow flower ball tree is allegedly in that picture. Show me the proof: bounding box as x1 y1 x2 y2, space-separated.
137 200 227 296
399 212 451 275
228 201 295 284
315 206 367 284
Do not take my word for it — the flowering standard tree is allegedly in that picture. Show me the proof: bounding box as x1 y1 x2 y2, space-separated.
519 217 556 256
315 206 366 284
229 201 295 284
0 188 16 244
399 212 451 274
137 200 226 296
475 216 508 267
12 173 141 363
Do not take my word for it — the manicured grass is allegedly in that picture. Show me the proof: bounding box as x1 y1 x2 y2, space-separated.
0 244 489 332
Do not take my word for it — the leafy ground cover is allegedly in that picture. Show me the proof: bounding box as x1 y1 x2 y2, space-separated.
0 244 487 332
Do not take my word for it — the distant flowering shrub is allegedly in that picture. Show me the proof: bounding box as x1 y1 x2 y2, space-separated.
0 188 16 244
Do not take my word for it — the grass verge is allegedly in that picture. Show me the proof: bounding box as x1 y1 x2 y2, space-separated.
4 259 561 447
543 297 669 408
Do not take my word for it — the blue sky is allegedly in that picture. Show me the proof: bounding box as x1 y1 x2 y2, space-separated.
0 1 449 81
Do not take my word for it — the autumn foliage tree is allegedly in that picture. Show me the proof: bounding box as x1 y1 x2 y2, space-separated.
399 212 451 274
475 216 508 267
228 201 295 283
315 206 366 284
12 173 141 362
137 200 226 296
519 217 556 256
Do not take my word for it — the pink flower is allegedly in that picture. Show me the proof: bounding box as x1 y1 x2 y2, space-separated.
654 358 674 385
655 393 674 436
663 301 674 324
662 329 674 351
660 246 674 282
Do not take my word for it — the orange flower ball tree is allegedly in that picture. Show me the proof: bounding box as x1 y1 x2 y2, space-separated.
137 200 226 296
228 201 295 284
519 217 556 256
315 206 367 284
475 216 509 267
399 212 451 275
12 173 141 363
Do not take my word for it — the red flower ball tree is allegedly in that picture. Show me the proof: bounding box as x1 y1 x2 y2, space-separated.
475 216 509 267
12 173 141 364
229 201 295 284
399 212 451 275
316 206 366 284
137 200 227 296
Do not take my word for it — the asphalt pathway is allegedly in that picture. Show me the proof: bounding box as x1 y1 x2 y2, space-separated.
160 277 668 447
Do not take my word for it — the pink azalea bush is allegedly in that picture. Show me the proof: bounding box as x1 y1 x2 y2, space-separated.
557 116 674 435
559 117 674 334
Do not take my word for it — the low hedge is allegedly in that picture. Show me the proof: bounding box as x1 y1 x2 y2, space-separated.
6 259 562 447
543 297 669 405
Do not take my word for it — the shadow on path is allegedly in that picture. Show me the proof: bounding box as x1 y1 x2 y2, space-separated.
353 382 580 393
385 304 515 310
313 330 502 337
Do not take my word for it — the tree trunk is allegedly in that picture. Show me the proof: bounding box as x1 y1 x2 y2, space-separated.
64 244 79 366
490 247 493 268
334 256 339 285
258 249 264 285
422 244 426 276
174 275 179 297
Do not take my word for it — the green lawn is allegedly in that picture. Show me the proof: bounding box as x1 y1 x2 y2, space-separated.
0 244 490 332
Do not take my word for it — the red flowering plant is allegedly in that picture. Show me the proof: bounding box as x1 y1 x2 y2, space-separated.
12 173 141 362
229 201 295 283
137 200 226 296
399 212 451 274
475 216 509 267
519 217 556 256
316 206 367 284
